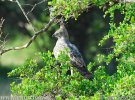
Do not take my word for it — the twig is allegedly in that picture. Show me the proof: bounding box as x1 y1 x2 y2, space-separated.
113 0 135 3
0 18 56 55
0 18 5 31
0 18 6 66
0 18 5 50
26 0 47 15
124 0 135 3
15 0 36 32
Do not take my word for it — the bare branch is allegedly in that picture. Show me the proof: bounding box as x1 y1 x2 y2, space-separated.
0 0 57 55
15 0 36 32
0 18 56 55
113 0 135 3
0 18 5 31
0 18 6 51
26 0 47 15
124 0 135 3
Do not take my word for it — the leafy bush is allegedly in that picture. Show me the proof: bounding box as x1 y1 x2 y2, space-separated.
48 0 89 20
8 51 135 99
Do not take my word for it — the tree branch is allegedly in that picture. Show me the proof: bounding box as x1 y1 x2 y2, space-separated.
0 18 55 55
15 0 36 32
0 18 6 51
26 0 46 15
124 0 135 3
113 0 135 3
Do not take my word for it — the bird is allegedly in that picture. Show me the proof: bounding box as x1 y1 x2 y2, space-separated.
52 22 93 80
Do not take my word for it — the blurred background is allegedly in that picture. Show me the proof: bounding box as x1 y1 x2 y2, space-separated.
0 0 117 95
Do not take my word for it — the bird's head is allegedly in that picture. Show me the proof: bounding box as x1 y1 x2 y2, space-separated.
52 24 69 39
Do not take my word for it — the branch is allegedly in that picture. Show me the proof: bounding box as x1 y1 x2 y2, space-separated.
15 0 36 32
0 18 5 29
0 18 6 51
26 0 46 15
123 0 135 3
0 18 56 55
113 0 135 3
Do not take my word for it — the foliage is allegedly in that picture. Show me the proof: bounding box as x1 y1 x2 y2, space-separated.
100 3 135 63
8 51 135 99
8 51 86 98
48 0 89 20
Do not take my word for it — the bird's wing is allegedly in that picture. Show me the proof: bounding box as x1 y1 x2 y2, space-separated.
68 43 86 68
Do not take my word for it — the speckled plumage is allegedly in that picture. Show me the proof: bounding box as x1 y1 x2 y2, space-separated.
53 24 93 79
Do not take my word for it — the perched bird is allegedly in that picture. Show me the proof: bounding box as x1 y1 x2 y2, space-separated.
52 23 93 80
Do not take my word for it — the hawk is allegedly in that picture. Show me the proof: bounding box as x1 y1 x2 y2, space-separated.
52 23 93 80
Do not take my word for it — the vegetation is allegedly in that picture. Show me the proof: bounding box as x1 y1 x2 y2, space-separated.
8 51 135 99
0 0 135 99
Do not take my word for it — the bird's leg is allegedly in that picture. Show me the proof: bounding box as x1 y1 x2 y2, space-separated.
70 66 73 76
66 66 73 76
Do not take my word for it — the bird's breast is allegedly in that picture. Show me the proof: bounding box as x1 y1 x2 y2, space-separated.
53 40 69 58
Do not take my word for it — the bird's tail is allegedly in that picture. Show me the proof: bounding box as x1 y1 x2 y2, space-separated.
77 67 93 80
